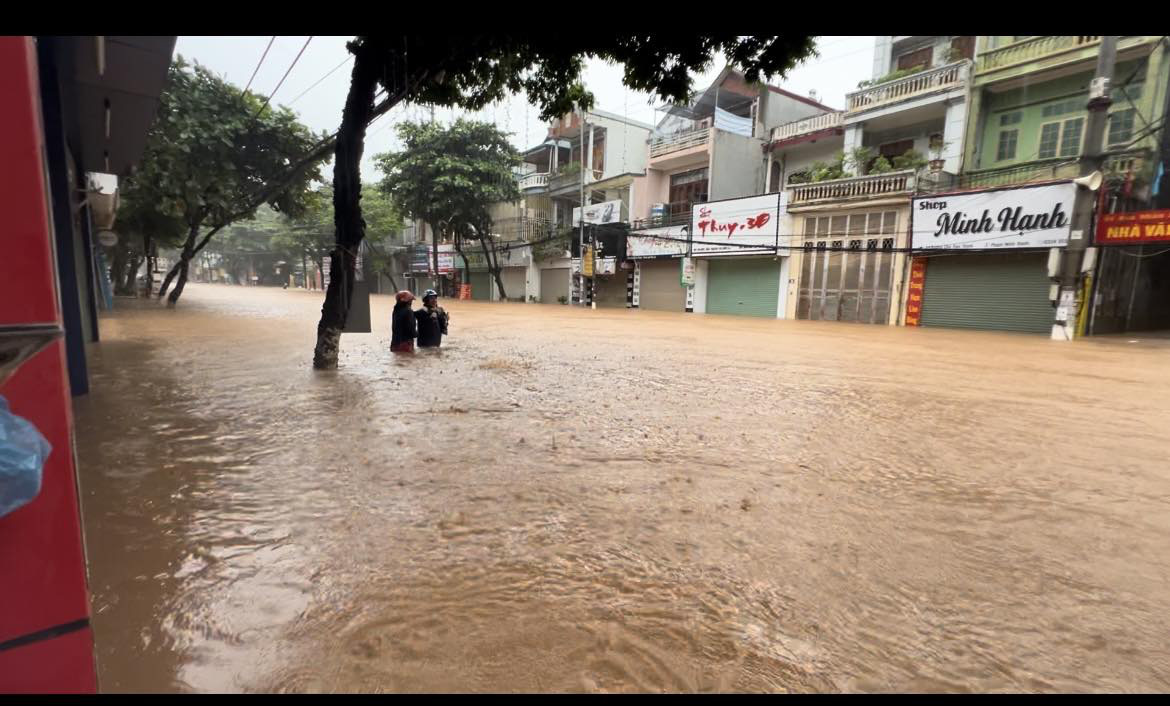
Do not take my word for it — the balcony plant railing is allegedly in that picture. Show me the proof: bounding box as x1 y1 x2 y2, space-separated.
649 127 711 159
771 111 845 143
846 61 968 113
787 170 916 205
977 36 1102 73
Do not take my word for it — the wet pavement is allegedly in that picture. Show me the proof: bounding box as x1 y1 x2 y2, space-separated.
74 283 1170 692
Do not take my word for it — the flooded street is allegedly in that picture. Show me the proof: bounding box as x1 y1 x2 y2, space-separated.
74 283 1170 693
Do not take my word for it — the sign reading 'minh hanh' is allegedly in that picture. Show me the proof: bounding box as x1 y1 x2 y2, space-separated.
1095 210 1170 245
911 182 1076 250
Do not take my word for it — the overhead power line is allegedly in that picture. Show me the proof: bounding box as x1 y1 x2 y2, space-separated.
288 54 353 107
254 36 313 120
244 36 275 94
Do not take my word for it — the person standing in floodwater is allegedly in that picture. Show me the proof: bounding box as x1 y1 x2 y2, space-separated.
414 289 449 349
390 290 417 353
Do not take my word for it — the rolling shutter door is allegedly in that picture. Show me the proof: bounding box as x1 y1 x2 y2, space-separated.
705 257 780 318
594 275 628 308
638 260 686 311
501 267 526 301
470 271 492 301
540 268 569 304
919 253 1052 333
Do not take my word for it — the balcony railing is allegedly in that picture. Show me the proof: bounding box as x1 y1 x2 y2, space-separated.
649 127 711 159
787 170 916 206
548 167 604 192
977 36 1102 73
959 151 1150 190
518 172 550 191
771 111 845 143
847 62 968 113
631 201 698 230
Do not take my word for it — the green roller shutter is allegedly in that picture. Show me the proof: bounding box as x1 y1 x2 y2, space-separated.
705 257 780 318
920 253 1052 333
470 271 491 301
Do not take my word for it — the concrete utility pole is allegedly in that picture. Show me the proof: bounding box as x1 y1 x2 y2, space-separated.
1054 35 1116 341
578 106 587 306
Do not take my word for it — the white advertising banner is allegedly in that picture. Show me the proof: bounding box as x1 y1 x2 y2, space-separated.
627 225 688 258
692 192 784 256
573 199 624 226
912 182 1077 250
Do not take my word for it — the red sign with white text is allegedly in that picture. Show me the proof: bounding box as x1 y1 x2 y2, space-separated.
905 258 927 326
1095 210 1170 245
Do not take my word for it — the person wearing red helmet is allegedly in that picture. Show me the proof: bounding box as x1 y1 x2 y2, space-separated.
390 290 417 353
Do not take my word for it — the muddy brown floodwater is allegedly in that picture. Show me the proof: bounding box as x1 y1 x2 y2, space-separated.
72 283 1170 693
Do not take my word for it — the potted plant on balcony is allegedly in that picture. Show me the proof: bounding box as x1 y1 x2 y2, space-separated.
927 135 948 174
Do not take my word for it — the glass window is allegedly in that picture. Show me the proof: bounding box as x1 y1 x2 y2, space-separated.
1060 117 1084 157
999 111 1022 126
997 129 1018 161
1109 109 1136 145
882 212 897 236
1038 122 1061 159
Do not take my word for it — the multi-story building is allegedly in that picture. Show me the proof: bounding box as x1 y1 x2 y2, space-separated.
628 67 837 315
905 35 1170 336
762 37 978 327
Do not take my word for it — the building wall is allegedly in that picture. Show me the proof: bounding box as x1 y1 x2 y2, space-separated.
972 58 1146 171
762 90 829 133
710 131 765 201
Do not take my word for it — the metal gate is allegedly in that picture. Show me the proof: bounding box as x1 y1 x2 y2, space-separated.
797 211 897 324
919 253 1052 333
705 257 780 318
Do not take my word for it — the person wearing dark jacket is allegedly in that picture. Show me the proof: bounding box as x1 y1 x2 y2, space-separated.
390 290 417 353
415 289 449 348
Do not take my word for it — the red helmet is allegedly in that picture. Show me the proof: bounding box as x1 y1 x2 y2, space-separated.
396 290 415 303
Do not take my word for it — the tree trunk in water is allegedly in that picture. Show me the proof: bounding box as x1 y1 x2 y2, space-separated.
313 48 379 370
431 223 442 296
142 233 154 297
159 224 198 300
454 235 471 298
110 246 128 296
479 234 507 301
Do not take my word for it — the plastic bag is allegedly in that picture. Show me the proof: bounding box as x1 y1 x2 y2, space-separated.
0 395 51 519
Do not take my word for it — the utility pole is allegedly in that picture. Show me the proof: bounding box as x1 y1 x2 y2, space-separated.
1054 35 1115 342
578 106 587 307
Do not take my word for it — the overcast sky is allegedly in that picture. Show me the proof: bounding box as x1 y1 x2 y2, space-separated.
174 36 876 182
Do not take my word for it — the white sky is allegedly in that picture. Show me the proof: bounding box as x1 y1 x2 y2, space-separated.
174 36 876 182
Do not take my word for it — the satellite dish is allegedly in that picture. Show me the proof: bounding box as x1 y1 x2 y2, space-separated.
97 230 118 247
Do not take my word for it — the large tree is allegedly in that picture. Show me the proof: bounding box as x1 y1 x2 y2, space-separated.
312 35 818 369
106 180 187 296
133 55 330 306
374 119 521 300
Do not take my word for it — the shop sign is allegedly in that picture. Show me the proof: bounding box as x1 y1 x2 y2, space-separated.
680 257 695 286
912 182 1076 250
905 258 927 326
1095 209 1170 245
573 199 623 226
628 225 688 258
691 192 784 256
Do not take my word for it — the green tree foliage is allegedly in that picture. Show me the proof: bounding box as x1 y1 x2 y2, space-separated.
133 55 330 305
374 119 521 298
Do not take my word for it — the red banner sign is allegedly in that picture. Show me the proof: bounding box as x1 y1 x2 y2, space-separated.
905 258 927 326
1095 210 1170 245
